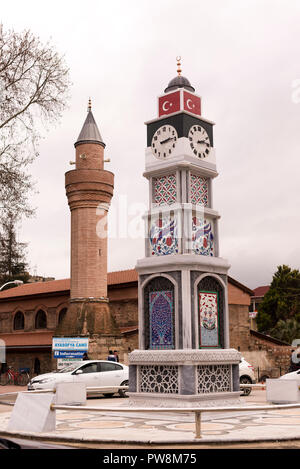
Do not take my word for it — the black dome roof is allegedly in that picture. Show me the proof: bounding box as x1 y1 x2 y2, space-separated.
164 75 195 93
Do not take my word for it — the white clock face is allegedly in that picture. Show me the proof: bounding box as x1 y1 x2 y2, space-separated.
188 125 210 159
151 125 178 159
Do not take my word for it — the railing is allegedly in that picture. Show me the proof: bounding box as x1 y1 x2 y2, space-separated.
1 384 300 439
49 401 300 439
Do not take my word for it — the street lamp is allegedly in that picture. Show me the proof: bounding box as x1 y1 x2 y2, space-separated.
0 280 24 291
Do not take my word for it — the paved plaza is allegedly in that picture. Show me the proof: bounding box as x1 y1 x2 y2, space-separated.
0 387 300 448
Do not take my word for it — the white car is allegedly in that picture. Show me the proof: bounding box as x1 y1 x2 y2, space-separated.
28 360 129 397
239 357 256 395
279 369 300 381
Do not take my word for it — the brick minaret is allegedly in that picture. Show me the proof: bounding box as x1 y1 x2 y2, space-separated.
56 101 120 342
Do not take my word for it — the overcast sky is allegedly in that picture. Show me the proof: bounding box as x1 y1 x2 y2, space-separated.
2 0 300 290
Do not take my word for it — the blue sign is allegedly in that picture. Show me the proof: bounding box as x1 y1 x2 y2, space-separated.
53 350 87 359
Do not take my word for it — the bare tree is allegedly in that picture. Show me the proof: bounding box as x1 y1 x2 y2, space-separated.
0 24 71 217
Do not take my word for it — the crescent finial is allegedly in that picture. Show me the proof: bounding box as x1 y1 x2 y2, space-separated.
176 56 182 76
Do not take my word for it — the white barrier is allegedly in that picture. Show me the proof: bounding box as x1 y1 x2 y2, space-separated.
7 393 56 433
6 383 86 433
55 382 86 405
266 379 300 404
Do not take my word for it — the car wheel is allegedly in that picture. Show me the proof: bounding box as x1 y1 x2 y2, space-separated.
259 375 269 383
240 376 252 396
119 380 129 398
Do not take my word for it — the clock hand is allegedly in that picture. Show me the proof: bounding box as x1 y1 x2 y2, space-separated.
197 140 209 145
160 137 175 145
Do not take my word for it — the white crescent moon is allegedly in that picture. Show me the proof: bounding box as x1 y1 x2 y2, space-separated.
186 99 194 109
162 101 170 111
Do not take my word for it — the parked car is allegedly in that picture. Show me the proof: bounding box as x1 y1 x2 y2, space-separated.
27 360 129 397
239 357 256 396
279 369 300 381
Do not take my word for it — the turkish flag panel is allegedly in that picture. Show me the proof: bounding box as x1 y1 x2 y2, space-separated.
158 91 181 117
183 91 201 116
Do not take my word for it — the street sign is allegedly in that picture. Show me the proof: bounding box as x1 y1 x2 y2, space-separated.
52 337 89 352
249 311 258 319
52 338 89 368
53 350 86 359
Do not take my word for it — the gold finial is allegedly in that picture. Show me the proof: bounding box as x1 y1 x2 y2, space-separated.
176 56 182 76
88 97 92 111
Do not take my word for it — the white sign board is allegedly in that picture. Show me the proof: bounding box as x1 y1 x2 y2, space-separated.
52 337 89 351
249 311 257 319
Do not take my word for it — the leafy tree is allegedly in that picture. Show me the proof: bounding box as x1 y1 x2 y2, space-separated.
256 265 300 343
269 319 300 344
0 24 70 218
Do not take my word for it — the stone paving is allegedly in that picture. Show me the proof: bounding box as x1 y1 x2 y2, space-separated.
1 388 300 447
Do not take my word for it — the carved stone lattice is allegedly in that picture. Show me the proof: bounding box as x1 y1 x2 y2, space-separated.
197 365 231 393
139 365 179 394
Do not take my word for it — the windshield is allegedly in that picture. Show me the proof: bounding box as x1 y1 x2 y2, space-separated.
58 362 81 373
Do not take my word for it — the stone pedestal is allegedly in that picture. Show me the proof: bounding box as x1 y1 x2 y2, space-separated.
56 299 119 337
128 349 241 407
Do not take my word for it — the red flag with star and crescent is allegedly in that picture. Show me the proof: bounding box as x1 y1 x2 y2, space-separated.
183 91 201 116
158 91 181 117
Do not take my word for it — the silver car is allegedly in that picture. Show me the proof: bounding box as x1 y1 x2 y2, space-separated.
28 360 129 397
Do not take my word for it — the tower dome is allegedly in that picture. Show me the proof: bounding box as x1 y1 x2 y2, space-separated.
164 75 195 93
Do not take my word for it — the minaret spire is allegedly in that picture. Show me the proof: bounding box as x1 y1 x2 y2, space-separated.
75 101 105 148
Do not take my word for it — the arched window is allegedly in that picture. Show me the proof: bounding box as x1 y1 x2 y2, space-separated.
35 310 47 329
143 276 175 350
13 311 24 330
58 308 67 325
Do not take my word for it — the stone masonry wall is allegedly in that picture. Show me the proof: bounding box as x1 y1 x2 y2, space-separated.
242 334 293 379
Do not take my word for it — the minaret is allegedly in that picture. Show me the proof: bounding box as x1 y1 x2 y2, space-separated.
56 101 120 347
128 60 241 407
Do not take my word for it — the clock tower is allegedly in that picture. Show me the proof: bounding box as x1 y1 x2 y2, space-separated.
128 60 241 407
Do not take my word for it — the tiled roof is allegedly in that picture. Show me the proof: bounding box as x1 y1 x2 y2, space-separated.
108 269 138 286
0 269 138 300
227 276 254 296
0 278 70 299
252 286 270 298
0 268 253 300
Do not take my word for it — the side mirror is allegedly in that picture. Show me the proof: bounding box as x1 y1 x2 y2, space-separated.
74 369 83 375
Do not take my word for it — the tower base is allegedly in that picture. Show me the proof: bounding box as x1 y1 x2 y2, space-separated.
55 299 120 338
128 349 242 408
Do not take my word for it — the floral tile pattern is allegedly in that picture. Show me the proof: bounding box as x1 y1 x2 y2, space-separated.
153 174 177 206
149 215 178 256
199 292 220 347
149 290 174 349
192 216 214 256
190 173 209 206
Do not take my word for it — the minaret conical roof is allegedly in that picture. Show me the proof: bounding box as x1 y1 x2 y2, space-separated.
75 102 105 148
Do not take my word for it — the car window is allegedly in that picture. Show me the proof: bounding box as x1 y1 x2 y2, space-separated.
100 362 123 372
58 363 81 373
79 363 98 374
